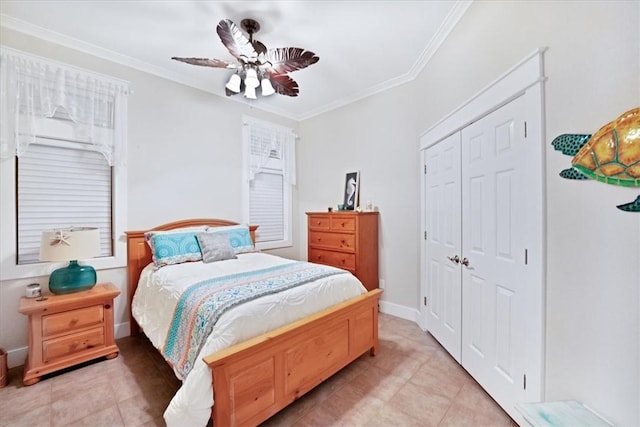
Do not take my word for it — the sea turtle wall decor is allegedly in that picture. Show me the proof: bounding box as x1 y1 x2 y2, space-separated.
551 107 640 212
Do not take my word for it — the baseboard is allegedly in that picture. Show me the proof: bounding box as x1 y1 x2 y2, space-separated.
115 321 130 340
379 300 420 323
7 347 27 369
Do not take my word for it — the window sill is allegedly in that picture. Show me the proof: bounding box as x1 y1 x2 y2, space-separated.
256 239 293 251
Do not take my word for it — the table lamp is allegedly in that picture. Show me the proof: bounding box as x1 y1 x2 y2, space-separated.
39 227 101 295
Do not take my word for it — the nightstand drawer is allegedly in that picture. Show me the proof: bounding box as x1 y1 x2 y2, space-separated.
330 216 356 231
307 215 330 230
42 305 104 337
309 231 355 251
43 327 105 363
308 249 356 271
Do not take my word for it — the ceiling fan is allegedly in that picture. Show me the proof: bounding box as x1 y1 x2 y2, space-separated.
172 19 320 99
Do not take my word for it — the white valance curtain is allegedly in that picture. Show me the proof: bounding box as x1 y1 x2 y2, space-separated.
0 47 129 165
245 119 296 185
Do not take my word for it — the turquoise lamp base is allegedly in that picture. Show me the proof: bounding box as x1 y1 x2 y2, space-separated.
49 260 97 295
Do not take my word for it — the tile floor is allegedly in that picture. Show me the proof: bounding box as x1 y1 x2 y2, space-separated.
0 313 516 426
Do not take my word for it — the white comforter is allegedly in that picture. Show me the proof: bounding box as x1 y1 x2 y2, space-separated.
131 252 366 427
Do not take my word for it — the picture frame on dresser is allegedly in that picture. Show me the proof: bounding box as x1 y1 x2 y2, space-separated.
343 171 359 210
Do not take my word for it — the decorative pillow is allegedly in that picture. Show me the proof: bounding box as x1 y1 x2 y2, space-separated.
205 224 256 254
145 227 207 268
196 232 237 263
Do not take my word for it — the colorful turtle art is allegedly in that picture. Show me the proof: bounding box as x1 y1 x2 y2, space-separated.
551 107 640 212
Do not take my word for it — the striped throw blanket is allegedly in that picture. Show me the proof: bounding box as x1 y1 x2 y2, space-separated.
163 261 346 379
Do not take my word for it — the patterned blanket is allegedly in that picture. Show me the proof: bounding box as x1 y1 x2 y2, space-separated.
162 261 346 379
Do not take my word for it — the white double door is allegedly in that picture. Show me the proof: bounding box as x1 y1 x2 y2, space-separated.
423 94 538 417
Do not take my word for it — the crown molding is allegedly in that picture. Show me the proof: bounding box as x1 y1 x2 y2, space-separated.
407 0 473 79
297 0 473 121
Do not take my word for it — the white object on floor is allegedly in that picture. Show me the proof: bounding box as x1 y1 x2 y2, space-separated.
516 401 613 427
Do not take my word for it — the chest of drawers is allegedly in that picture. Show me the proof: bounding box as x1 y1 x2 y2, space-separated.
306 211 379 291
19 283 120 385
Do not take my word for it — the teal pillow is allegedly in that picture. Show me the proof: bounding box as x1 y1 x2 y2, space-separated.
145 229 205 268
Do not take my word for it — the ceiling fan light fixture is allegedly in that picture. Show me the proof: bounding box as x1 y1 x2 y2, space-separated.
244 68 260 89
172 18 319 99
244 85 257 99
261 78 276 96
225 73 241 93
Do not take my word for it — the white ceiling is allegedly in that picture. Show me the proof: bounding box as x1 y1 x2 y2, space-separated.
0 1 471 121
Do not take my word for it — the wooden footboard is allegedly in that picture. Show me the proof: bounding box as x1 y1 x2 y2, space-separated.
204 288 382 427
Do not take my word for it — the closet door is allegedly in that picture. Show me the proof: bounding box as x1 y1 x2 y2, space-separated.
460 95 530 412
424 133 462 362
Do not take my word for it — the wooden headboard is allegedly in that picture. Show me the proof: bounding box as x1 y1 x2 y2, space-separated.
125 218 258 335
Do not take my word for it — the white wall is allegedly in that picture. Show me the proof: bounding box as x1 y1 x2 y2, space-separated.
298 85 420 309
300 1 639 425
0 27 299 368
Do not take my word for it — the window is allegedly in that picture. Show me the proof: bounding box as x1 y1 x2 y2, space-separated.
17 138 113 264
0 47 128 280
242 117 296 250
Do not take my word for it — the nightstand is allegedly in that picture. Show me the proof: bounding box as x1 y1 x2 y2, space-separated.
19 283 120 385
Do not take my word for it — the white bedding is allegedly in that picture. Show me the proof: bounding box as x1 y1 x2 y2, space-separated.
131 252 366 427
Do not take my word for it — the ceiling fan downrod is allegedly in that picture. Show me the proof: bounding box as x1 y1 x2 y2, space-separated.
240 18 260 42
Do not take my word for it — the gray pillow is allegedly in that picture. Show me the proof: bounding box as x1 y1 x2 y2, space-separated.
196 232 237 263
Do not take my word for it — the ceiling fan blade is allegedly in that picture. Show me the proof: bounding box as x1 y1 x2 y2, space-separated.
171 57 238 69
265 48 319 74
217 19 258 62
266 73 300 97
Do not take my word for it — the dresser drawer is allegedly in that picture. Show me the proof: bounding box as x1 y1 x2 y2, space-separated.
330 216 356 232
42 305 104 337
308 249 356 271
308 215 330 230
43 327 105 363
309 231 355 251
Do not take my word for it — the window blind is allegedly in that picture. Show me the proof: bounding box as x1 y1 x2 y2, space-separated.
249 172 284 243
17 141 112 264
243 116 294 248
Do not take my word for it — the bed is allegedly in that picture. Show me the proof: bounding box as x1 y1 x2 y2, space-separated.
125 218 382 427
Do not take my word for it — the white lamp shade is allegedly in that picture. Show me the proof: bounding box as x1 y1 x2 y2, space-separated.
225 74 241 93
261 78 276 96
40 227 101 261
244 85 257 99
244 68 260 89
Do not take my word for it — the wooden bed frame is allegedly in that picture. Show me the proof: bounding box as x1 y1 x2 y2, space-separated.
125 218 382 426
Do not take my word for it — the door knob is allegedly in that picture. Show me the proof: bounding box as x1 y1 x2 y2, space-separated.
461 257 470 268
447 255 460 264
